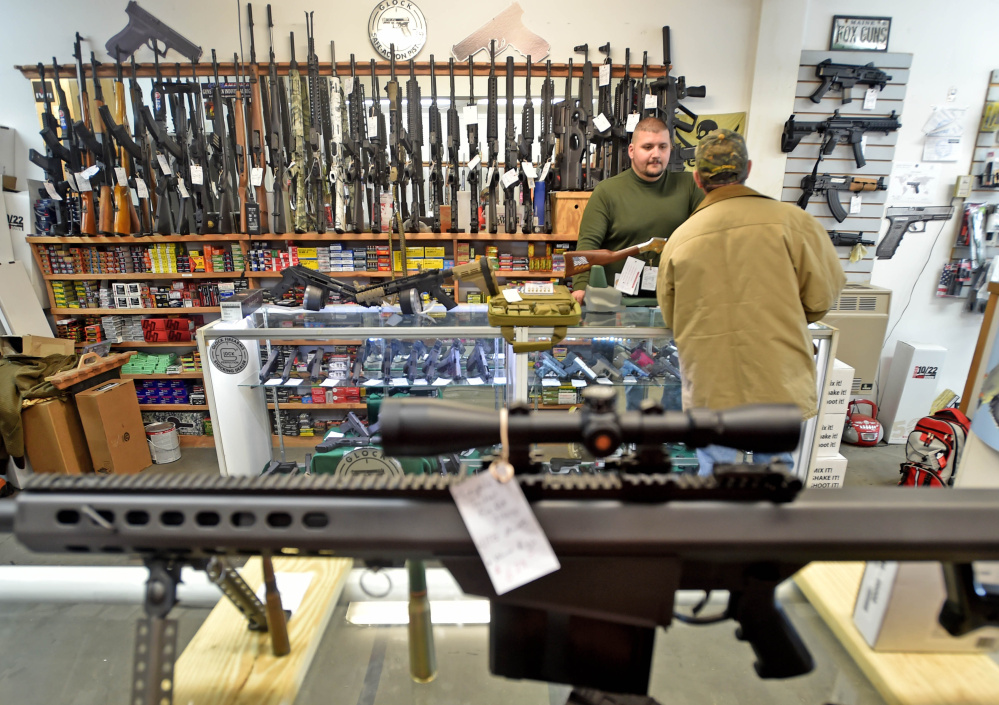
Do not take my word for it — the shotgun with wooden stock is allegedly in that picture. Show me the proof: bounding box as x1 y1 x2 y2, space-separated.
564 236 667 279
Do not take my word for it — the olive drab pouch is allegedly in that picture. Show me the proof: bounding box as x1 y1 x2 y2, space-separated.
487 284 582 353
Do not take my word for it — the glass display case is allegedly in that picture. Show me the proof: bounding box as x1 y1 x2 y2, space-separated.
199 305 837 479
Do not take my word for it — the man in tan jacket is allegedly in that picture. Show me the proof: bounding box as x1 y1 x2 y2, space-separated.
656 129 845 475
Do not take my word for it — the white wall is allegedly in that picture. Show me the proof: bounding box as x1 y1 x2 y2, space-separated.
802 0 996 396
1 0 992 399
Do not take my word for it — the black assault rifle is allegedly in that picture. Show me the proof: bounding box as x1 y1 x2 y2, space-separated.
781 110 901 168
810 59 892 104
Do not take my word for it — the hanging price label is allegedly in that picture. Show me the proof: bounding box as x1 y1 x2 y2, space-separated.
463 105 479 124
64 173 78 191
190 163 204 185
521 161 537 179
344 77 354 94
539 159 551 181
599 63 611 87
367 116 378 136
850 193 862 215
135 177 149 199
177 181 190 199
626 113 640 132
156 154 172 175
82 164 100 179
251 167 264 186
486 166 495 186
863 88 878 110
467 154 481 170
76 173 93 192
114 167 128 187
644 94 657 110
501 169 519 188
44 182 63 201
592 113 612 133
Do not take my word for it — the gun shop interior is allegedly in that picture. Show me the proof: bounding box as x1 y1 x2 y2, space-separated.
2 1 999 704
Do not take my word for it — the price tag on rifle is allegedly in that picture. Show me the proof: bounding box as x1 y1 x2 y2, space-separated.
251 167 264 187
344 77 354 94
449 471 560 595
521 161 537 179
486 166 496 187
593 113 612 133
43 182 63 201
73 172 91 193
644 94 658 110
367 116 378 137
64 173 78 191
539 159 552 181
641 265 658 291
177 181 190 199
863 88 878 111
626 113 640 132
467 154 481 171
615 256 644 295
135 177 149 199
850 193 862 215
599 63 611 87
156 153 173 176
82 164 100 180
190 163 204 185
463 105 479 125
501 169 519 189
114 167 128 188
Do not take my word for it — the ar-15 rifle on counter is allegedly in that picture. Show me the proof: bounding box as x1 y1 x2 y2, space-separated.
367 58 389 235
465 54 481 234
564 236 666 278
797 169 886 223
502 55 519 234
828 231 875 247
518 57 535 234
7 388 999 699
266 5 289 234
426 57 444 234
464 339 493 383
446 58 461 234
810 59 892 104
781 110 901 168
405 58 426 232
268 257 498 314
485 41 501 234
106 0 202 62
877 206 956 259
651 27 706 172
537 60 556 233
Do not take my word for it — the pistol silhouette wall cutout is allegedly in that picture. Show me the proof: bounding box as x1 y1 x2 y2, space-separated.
106 0 202 62
452 3 550 61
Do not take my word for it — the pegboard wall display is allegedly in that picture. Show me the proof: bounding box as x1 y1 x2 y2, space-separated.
780 50 912 284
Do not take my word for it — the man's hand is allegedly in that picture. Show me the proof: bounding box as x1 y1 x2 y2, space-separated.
571 290 586 305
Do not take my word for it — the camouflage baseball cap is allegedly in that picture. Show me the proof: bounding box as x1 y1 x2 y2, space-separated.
695 129 748 184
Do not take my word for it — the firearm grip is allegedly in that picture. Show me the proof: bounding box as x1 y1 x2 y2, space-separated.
809 76 832 103
875 218 910 259
825 189 848 223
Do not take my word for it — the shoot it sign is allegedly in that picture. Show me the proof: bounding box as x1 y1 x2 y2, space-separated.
830 16 891 52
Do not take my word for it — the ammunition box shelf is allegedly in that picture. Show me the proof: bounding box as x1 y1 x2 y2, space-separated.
270 435 323 448
250 232 578 242
245 271 395 278
26 235 247 244
123 373 204 380
109 341 198 348
494 270 561 278
266 403 367 410
51 307 220 315
44 272 244 281
138 404 208 411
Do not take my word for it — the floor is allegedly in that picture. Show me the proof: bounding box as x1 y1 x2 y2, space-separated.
0 442 909 704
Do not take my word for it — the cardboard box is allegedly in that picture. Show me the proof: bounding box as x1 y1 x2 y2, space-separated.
854 562 999 652
812 413 846 458
1 335 74 357
821 359 855 416
878 342 947 444
75 379 152 474
22 398 92 474
806 453 847 488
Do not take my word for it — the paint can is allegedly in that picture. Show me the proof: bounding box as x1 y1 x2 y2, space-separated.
145 422 181 464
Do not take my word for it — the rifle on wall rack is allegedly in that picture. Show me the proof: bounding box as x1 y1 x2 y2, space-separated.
427 56 444 234
446 58 461 234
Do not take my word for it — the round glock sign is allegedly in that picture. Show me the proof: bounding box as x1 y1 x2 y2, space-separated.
368 1 427 61
209 336 249 375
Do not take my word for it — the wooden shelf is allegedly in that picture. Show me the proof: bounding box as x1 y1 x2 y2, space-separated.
245 270 393 278
51 307 219 315
271 435 323 448
494 270 563 278
44 272 243 280
267 403 366 410
112 341 198 348
178 435 216 448
124 373 203 380
251 232 578 242
27 235 246 244
139 404 207 411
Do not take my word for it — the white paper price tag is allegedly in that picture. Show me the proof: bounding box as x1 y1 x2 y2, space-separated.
390 377 409 387
850 193 862 215
177 181 190 199
626 113 640 132
542 378 561 387
345 77 354 94
320 378 340 387
449 472 560 595
413 378 429 386
521 161 537 179
367 116 378 136
466 377 484 386
599 63 611 87
433 377 451 386
44 182 63 201
571 378 587 388
264 379 283 386
64 173 78 191
863 88 878 110
644 94 657 110
596 377 614 385
190 163 204 185
502 288 523 303
615 256 644 295
283 379 303 387
539 159 551 181
467 153 481 170
623 376 638 385
114 167 128 187
135 178 149 199
641 265 658 291
156 154 172 175
486 166 495 186
74 173 92 192
592 113 612 133
463 105 479 124
364 378 383 386
501 169 519 188
82 164 100 179
251 167 264 187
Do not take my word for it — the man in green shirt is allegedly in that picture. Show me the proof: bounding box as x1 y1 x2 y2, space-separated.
571 117 704 304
